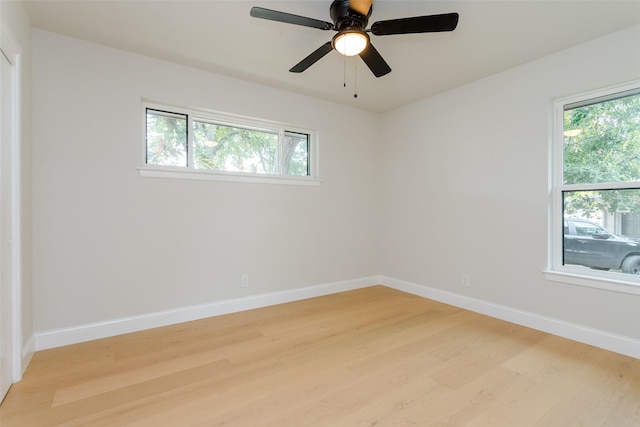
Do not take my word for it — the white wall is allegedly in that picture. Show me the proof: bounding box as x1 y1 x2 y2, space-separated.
32 30 380 333
31 22 640 351
1 0 33 365
379 24 640 340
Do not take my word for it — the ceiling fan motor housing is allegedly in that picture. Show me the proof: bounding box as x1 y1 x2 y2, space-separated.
330 0 371 31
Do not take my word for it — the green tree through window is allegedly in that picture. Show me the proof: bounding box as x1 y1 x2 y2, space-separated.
146 110 187 167
563 91 640 217
145 105 312 178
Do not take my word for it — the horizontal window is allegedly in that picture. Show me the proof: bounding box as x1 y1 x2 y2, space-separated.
142 103 317 184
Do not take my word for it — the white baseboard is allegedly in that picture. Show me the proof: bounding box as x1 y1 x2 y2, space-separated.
34 276 381 351
33 274 640 360
381 275 640 359
21 334 35 377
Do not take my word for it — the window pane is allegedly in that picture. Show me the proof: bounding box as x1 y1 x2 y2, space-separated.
193 120 278 174
146 109 187 167
283 131 309 176
563 189 640 274
563 92 640 185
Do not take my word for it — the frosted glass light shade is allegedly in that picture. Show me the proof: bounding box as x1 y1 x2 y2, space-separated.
333 31 368 56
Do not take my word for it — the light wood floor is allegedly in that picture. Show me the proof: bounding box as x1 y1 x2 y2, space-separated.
1 286 639 426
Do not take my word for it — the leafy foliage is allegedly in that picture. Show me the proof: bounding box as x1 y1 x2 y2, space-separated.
563 92 640 216
193 121 278 174
282 132 309 176
146 110 310 176
146 111 187 167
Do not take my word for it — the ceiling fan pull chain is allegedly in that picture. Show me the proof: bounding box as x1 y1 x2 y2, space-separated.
344 52 347 87
354 59 358 98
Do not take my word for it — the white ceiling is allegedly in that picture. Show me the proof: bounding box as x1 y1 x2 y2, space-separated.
24 0 640 112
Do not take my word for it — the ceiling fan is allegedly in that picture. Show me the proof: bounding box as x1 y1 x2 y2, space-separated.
250 0 459 78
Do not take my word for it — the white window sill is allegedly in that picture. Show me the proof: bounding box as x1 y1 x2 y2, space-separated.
544 270 640 296
138 166 322 186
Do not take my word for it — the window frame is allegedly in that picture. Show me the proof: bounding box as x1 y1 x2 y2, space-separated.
139 101 320 186
546 80 640 295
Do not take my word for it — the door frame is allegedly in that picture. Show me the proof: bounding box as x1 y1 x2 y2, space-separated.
1 26 23 386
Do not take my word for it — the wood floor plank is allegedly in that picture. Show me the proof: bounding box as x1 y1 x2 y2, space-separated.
1 286 639 426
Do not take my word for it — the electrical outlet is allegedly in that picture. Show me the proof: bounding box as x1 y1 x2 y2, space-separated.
461 274 471 288
241 274 249 288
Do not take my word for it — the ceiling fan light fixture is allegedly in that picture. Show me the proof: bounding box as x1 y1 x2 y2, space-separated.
332 29 369 56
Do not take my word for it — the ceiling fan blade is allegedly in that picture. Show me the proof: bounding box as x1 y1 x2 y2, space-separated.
358 43 391 77
371 13 459 36
348 0 372 16
290 42 334 73
250 7 333 31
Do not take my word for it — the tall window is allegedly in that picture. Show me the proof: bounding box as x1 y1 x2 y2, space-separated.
143 103 314 182
551 82 640 288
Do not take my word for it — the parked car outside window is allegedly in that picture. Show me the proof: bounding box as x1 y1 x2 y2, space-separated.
564 218 640 274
